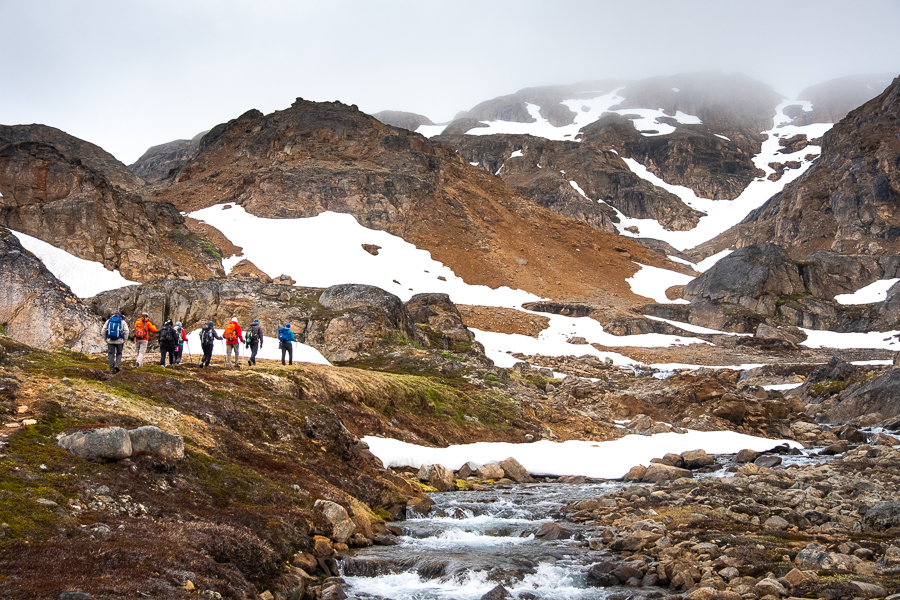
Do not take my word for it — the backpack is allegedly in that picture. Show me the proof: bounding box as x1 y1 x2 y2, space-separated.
159 325 177 344
246 326 259 344
107 315 124 340
201 325 215 345
174 325 183 344
223 322 237 341
278 327 292 344
134 318 147 339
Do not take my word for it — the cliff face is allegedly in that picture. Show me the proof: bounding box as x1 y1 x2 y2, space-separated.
148 99 680 305
735 77 900 258
793 73 897 125
0 125 223 282
0 226 103 352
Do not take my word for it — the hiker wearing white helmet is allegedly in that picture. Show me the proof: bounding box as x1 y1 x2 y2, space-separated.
222 316 244 369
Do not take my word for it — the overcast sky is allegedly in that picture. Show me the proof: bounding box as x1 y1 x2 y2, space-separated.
2 0 899 164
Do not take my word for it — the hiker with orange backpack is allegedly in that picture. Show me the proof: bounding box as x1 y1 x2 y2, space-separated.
132 312 157 368
223 317 244 369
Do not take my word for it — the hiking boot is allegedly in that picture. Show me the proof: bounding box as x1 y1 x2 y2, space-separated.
114 367 120 373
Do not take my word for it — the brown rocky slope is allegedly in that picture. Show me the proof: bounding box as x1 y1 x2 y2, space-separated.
0 125 223 282
149 98 684 306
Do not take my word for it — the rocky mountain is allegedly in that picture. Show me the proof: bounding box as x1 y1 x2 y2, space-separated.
733 76 900 258
129 129 207 183
0 125 223 282
148 98 678 305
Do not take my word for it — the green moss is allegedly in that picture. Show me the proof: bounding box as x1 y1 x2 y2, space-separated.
185 451 295 508
809 380 849 398
199 240 222 259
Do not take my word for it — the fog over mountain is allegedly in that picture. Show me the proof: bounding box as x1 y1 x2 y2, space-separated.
2 0 899 163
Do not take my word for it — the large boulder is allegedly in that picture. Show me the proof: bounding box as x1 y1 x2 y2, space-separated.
642 463 693 483
127 426 184 460
683 243 805 316
863 501 900 531
417 464 456 492
475 463 505 480
680 449 715 470
404 293 475 344
0 227 104 352
498 457 535 483
58 426 132 461
314 500 357 544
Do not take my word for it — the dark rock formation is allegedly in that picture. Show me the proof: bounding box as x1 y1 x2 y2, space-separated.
436 132 702 231
683 244 805 316
735 76 900 258
0 226 103 352
129 129 207 183
826 367 900 423
0 125 222 281
370 111 434 131
579 113 763 200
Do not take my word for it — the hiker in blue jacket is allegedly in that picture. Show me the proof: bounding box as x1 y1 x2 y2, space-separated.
277 323 297 365
101 311 129 375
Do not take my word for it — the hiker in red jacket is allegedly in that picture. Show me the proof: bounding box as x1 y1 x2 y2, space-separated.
223 317 245 369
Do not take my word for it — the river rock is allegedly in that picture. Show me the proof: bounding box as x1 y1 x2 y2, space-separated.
406 495 434 517
586 561 619 587
623 465 646 481
642 463 693 483
475 463 505 480
681 449 715 469
58 426 132 461
417 463 456 491
534 522 574 540
457 462 475 479
127 426 184 460
754 455 782 468
734 448 760 463
314 500 356 544
313 535 334 557
480 584 511 600
498 457 535 483
870 432 900 446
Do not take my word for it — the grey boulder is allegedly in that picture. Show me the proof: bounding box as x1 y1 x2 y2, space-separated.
128 426 185 460
58 427 132 461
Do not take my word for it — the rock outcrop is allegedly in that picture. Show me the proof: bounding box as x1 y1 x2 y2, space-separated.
0 125 222 281
734 76 900 258
793 73 897 126
91 279 480 363
0 226 103 352
370 111 434 131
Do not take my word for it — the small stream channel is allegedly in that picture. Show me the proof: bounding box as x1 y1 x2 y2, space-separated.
339 448 831 599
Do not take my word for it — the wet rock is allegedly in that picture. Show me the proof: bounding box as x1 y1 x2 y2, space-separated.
475 463 505 480
58 426 132 461
754 455 782 468
642 463 693 483
820 440 849 455
127 426 184 460
417 463 456 492
734 449 760 463
314 500 356 544
480 584 512 600
498 457 535 483
681 449 715 469
534 522 574 540
457 462 475 479
372 532 398 546
870 432 900 446
586 561 619 587
654 453 685 467
406 496 434 517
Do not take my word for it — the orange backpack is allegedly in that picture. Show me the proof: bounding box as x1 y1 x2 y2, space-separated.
134 318 147 339
223 322 237 341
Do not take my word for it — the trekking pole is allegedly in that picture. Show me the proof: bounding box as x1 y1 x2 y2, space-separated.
219 339 226 366
186 341 193 365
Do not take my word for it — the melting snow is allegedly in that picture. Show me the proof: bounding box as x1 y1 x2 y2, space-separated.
9 230 138 298
800 328 900 350
834 278 900 305
626 263 693 304
509 149 523 158
364 431 800 479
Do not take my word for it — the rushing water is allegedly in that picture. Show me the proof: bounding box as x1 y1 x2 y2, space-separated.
340 482 631 600
340 448 832 599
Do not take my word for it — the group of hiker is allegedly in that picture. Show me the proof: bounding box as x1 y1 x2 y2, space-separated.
101 312 299 375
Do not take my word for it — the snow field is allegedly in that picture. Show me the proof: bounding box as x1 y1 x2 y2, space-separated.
9 229 139 298
183 329 330 365
834 278 900 305
800 328 900 351
625 263 692 304
363 431 800 479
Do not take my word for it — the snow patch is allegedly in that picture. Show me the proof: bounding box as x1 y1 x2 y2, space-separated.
626 263 693 304
834 278 900 305
9 229 138 298
800 328 900 350
364 431 800 479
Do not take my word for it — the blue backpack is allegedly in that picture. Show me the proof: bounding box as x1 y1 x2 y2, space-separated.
107 315 124 340
278 327 292 344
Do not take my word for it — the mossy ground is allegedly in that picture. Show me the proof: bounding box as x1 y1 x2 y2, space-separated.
0 336 532 598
